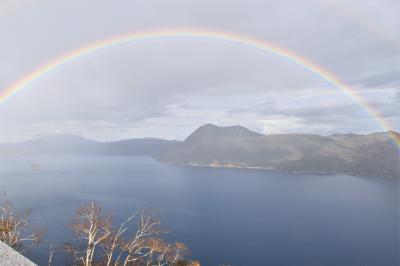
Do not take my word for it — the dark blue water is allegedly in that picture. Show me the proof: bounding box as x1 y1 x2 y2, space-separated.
0 155 398 266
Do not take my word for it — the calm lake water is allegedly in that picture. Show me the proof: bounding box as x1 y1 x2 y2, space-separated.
0 155 398 266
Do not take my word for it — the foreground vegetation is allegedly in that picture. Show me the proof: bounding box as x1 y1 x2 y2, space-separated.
0 199 199 266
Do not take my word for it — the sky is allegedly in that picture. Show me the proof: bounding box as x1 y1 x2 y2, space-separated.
0 0 399 142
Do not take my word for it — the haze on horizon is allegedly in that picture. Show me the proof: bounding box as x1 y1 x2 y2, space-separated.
0 0 399 142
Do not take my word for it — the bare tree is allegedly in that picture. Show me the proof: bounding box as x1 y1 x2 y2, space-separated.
66 202 196 266
48 244 55 266
65 203 112 265
0 199 45 253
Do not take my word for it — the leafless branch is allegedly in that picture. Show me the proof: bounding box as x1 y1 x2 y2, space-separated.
0 199 45 253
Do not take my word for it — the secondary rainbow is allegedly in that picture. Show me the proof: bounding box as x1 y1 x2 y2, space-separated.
0 28 398 145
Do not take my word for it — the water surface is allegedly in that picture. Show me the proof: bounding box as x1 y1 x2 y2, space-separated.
0 155 398 265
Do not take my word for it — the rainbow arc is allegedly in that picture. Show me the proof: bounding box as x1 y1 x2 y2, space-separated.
0 28 398 145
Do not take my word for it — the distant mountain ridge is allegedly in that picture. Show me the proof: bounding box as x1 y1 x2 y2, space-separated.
1 124 398 178
0 135 176 157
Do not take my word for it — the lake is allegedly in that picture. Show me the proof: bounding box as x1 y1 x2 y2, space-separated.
0 155 398 265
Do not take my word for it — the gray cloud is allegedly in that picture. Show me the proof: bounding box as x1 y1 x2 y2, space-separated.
0 0 398 141
350 70 399 89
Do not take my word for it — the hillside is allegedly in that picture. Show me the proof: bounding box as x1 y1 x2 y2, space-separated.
0 125 398 178
157 124 400 178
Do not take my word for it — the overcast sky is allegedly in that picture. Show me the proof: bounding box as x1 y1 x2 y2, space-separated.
0 0 399 142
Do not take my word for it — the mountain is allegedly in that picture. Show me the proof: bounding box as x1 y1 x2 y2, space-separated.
184 123 263 145
157 124 399 178
0 125 398 178
0 135 176 157
0 135 102 155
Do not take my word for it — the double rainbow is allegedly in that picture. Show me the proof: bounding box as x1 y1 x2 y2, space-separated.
0 28 398 145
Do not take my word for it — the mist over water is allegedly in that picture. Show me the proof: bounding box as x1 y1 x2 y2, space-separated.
0 155 398 265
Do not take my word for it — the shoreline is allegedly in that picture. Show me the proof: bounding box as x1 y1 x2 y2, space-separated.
164 161 399 179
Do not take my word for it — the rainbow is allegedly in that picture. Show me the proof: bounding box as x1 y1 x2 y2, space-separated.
0 28 398 145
